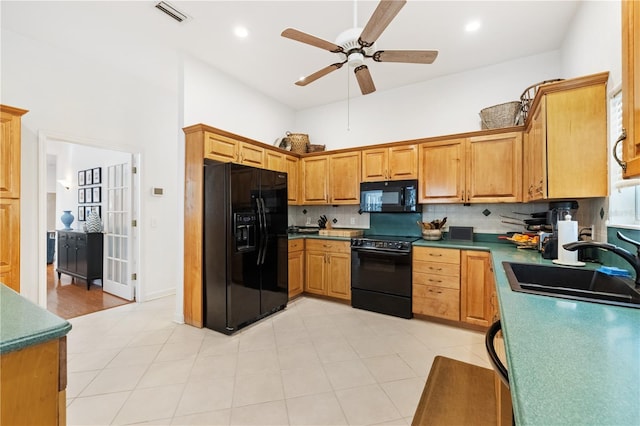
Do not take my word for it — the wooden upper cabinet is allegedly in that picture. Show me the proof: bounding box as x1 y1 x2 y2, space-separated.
362 145 417 182
204 131 237 162
418 138 466 203
467 132 522 203
285 155 299 204
329 151 360 204
523 101 547 201
621 0 640 178
265 150 286 172
0 105 27 199
523 74 608 199
238 141 264 168
301 156 329 204
203 131 264 167
419 133 522 204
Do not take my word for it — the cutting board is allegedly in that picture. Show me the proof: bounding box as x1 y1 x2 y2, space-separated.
318 229 364 237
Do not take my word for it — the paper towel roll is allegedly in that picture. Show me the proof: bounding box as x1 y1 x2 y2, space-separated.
556 218 578 264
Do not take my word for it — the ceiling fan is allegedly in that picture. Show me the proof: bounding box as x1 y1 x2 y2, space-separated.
281 0 438 96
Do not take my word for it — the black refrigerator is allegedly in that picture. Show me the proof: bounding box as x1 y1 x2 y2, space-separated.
203 159 288 334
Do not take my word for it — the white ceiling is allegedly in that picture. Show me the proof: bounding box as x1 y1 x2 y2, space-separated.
2 1 580 111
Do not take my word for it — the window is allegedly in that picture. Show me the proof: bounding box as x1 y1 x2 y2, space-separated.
608 87 640 225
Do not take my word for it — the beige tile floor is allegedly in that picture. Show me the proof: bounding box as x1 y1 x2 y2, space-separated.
66 295 491 425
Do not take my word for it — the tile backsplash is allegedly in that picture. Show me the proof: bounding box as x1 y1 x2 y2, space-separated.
289 197 609 240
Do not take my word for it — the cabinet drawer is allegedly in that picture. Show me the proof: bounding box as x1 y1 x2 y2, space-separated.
305 239 350 254
413 261 460 277
288 239 304 252
413 271 460 289
413 247 460 264
413 284 460 321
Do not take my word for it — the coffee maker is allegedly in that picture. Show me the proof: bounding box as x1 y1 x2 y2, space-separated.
542 200 579 259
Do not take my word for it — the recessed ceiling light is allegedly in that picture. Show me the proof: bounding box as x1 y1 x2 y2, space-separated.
234 26 249 38
465 20 481 32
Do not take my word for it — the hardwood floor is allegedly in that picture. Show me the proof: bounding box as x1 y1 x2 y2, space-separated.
47 263 131 319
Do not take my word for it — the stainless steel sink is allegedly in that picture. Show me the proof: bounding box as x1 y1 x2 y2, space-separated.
503 262 640 308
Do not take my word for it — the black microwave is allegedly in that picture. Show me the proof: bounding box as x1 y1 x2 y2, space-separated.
360 180 421 213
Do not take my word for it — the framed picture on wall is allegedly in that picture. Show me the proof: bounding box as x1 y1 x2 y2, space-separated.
92 186 101 203
85 188 93 203
85 206 92 219
78 206 85 221
90 205 102 218
78 170 85 186
92 167 102 184
78 188 85 203
85 169 93 185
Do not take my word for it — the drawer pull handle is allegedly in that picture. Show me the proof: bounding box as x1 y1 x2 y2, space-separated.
429 253 442 257
429 267 442 271
428 289 443 294
428 279 442 283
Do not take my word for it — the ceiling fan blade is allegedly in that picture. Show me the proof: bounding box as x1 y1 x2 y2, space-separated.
281 28 344 53
359 0 407 47
295 62 345 86
373 50 439 64
354 65 376 95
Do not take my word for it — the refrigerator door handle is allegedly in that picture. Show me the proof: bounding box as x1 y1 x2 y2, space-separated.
258 197 268 265
255 198 264 266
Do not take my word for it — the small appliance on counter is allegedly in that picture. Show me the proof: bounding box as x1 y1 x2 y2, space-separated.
541 200 579 259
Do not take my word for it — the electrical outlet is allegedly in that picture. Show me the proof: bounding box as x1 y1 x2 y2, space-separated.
306 217 311 225
350 217 356 225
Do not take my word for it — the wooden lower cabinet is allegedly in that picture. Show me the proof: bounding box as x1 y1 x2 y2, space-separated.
412 247 461 321
413 247 497 328
1 337 67 425
288 239 304 299
304 239 351 300
461 250 497 327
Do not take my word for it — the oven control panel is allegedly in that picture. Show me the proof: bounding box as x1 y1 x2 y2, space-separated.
351 238 413 252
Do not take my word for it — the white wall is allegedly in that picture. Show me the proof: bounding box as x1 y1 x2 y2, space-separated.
293 51 561 149
1 29 180 303
183 56 295 143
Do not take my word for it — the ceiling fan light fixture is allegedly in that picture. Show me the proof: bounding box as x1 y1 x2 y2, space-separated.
348 52 365 67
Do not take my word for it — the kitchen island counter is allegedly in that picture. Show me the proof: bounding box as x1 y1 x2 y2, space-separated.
414 239 640 425
0 283 71 354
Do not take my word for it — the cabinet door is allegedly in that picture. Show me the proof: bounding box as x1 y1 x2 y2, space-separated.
0 108 22 199
546 86 607 198
301 156 329 204
239 142 264 168
418 139 465 203
524 102 547 201
265 150 286 172
326 252 351 300
361 148 388 181
288 250 304 299
460 250 495 327
74 235 88 277
285 155 299 204
0 199 19 291
467 132 522 203
388 145 418 180
622 0 640 178
329 152 360 204
305 250 326 295
204 131 237 162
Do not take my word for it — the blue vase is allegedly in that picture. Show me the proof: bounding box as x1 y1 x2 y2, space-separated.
61 210 74 230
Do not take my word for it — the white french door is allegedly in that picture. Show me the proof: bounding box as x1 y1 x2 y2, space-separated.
103 161 134 300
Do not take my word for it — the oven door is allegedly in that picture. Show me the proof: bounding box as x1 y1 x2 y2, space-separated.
350 248 412 297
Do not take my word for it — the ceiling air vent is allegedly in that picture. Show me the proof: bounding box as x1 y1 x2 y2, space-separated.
154 1 189 23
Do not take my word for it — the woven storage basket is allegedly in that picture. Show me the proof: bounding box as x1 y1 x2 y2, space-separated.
479 101 522 129
519 79 564 122
308 144 326 153
288 133 309 153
